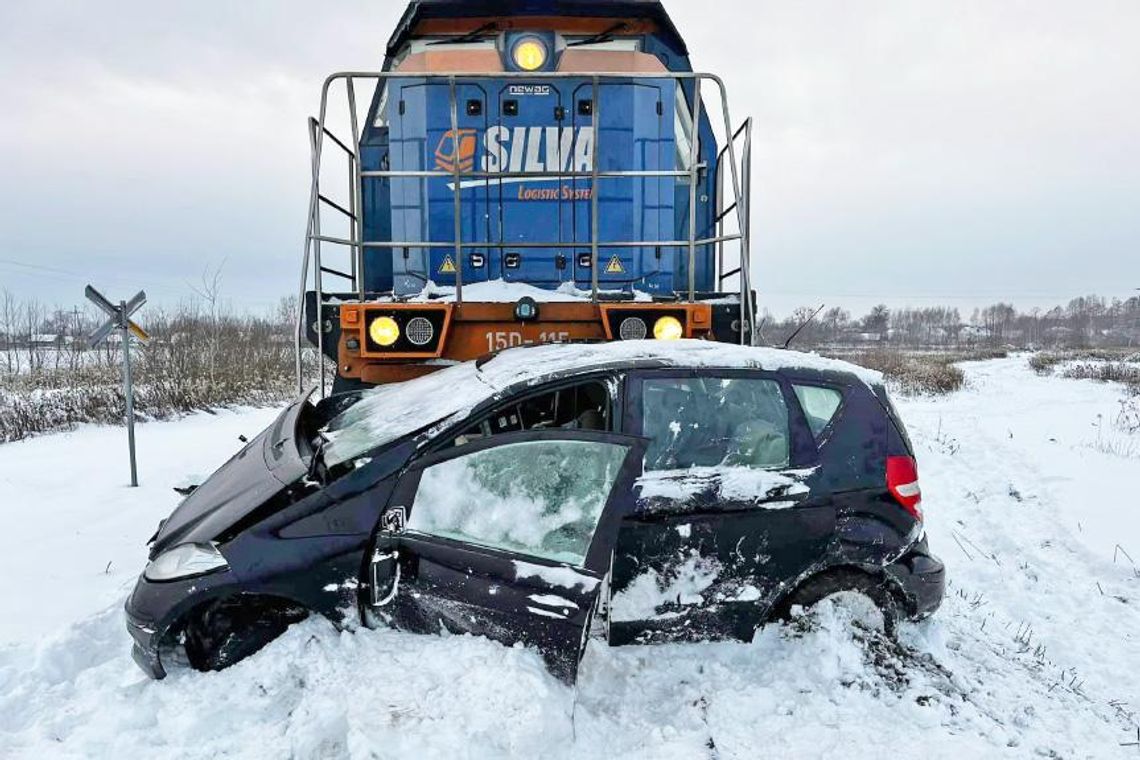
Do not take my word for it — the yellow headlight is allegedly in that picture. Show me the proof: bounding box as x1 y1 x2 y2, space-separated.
369 316 400 347
653 316 684 341
512 39 548 71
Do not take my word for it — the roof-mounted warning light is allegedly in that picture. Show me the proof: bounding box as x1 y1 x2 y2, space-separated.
512 37 548 71
502 31 559 72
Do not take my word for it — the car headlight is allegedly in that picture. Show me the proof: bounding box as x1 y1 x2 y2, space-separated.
653 316 684 341
144 543 229 582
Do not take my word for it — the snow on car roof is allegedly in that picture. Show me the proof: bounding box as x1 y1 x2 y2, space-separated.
321 340 880 466
475 339 883 387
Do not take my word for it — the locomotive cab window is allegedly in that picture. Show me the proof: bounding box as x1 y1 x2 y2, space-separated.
674 86 696 180
451 380 612 448
372 88 390 128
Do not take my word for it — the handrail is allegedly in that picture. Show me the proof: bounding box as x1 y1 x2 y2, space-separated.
686 76 702 302
714 116 753 344
346 78 363 301
297 70 755 390
309 234 743 250
448 76 464 305
359 169 696 179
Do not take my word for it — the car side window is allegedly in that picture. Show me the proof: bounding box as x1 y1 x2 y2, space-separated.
641 376 790 471
792 384 843 438
407 439 629 565
450 380 611 447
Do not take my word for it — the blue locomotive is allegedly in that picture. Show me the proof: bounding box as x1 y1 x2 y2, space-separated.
300 0 754 390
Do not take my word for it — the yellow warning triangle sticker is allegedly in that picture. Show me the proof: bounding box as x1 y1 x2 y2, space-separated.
438 255 457 274
605 254 625 274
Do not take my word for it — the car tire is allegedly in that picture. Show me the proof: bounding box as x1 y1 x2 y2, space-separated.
183 598 307 672
777 569 901 636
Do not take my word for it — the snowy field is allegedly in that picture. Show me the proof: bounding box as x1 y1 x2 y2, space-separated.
1 356 1138 758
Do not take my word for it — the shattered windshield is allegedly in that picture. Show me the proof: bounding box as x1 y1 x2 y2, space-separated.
321 362 493 467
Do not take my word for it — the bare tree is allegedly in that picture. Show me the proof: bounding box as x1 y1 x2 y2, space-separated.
1 289 19 376
22 299 46 373
189 261 226 385
822 307 850 339
864 304 890 339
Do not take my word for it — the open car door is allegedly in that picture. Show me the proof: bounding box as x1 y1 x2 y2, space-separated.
367 430 646 683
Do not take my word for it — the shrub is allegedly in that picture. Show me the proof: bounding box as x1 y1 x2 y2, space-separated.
1029 352 1061 375
1118 397 1140 434
1061 362 1140 392
938 348 1009 363
0 309 320 444
831 349 966 396
1030 348 1138 375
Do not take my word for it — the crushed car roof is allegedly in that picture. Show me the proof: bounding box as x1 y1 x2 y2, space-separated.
322 340 881 466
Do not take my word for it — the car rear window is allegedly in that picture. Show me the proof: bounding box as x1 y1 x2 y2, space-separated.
792 384 843 438
640 376 790 470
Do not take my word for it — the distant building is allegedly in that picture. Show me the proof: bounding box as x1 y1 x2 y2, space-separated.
839 330 884 343
958 325 995 345
29 334 62 347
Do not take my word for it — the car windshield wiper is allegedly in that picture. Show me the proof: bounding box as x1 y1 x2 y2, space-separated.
566 22 630 47
429 22 499 45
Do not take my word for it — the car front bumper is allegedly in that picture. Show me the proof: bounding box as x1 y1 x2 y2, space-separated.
124 570 233 680
886 538 946 619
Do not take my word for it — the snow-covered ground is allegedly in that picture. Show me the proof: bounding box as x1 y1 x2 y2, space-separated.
1 356 1138 758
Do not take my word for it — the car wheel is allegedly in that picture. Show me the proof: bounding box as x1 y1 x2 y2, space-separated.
778 570 901 636
183 597 308 672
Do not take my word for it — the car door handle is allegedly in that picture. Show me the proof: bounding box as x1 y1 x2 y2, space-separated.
370 550 401 607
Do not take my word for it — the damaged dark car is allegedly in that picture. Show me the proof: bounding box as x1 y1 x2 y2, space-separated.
125 341 944 683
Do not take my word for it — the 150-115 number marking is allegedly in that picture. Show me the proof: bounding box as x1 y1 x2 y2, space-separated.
485 331 571 352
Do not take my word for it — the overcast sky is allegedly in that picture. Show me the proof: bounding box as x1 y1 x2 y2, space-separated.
1 0 1138 317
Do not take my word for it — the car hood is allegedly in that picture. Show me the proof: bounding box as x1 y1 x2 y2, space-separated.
150 390 313 555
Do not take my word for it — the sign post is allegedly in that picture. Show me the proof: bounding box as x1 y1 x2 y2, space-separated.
86 285 149 487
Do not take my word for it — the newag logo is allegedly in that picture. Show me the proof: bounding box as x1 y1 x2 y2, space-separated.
436 126 595 190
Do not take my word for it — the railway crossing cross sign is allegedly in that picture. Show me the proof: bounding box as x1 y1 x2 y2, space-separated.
86 285 150 487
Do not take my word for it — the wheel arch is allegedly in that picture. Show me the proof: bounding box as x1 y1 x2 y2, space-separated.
768 562 908 622
158 591 319 672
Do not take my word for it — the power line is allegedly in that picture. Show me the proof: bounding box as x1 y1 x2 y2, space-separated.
0 258 201 299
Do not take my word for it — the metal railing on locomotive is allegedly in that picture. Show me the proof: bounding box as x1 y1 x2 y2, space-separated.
296 71 755 394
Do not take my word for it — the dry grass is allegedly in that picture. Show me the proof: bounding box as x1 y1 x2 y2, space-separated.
932 348 1010 363
826 349 968 396
0 312 313 443
1118 397 1140 434
1028 349 1140 393
1059 362 1140 391
1029 349 1139 375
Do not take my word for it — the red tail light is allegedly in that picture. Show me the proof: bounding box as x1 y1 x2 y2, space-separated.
886 455 923 521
